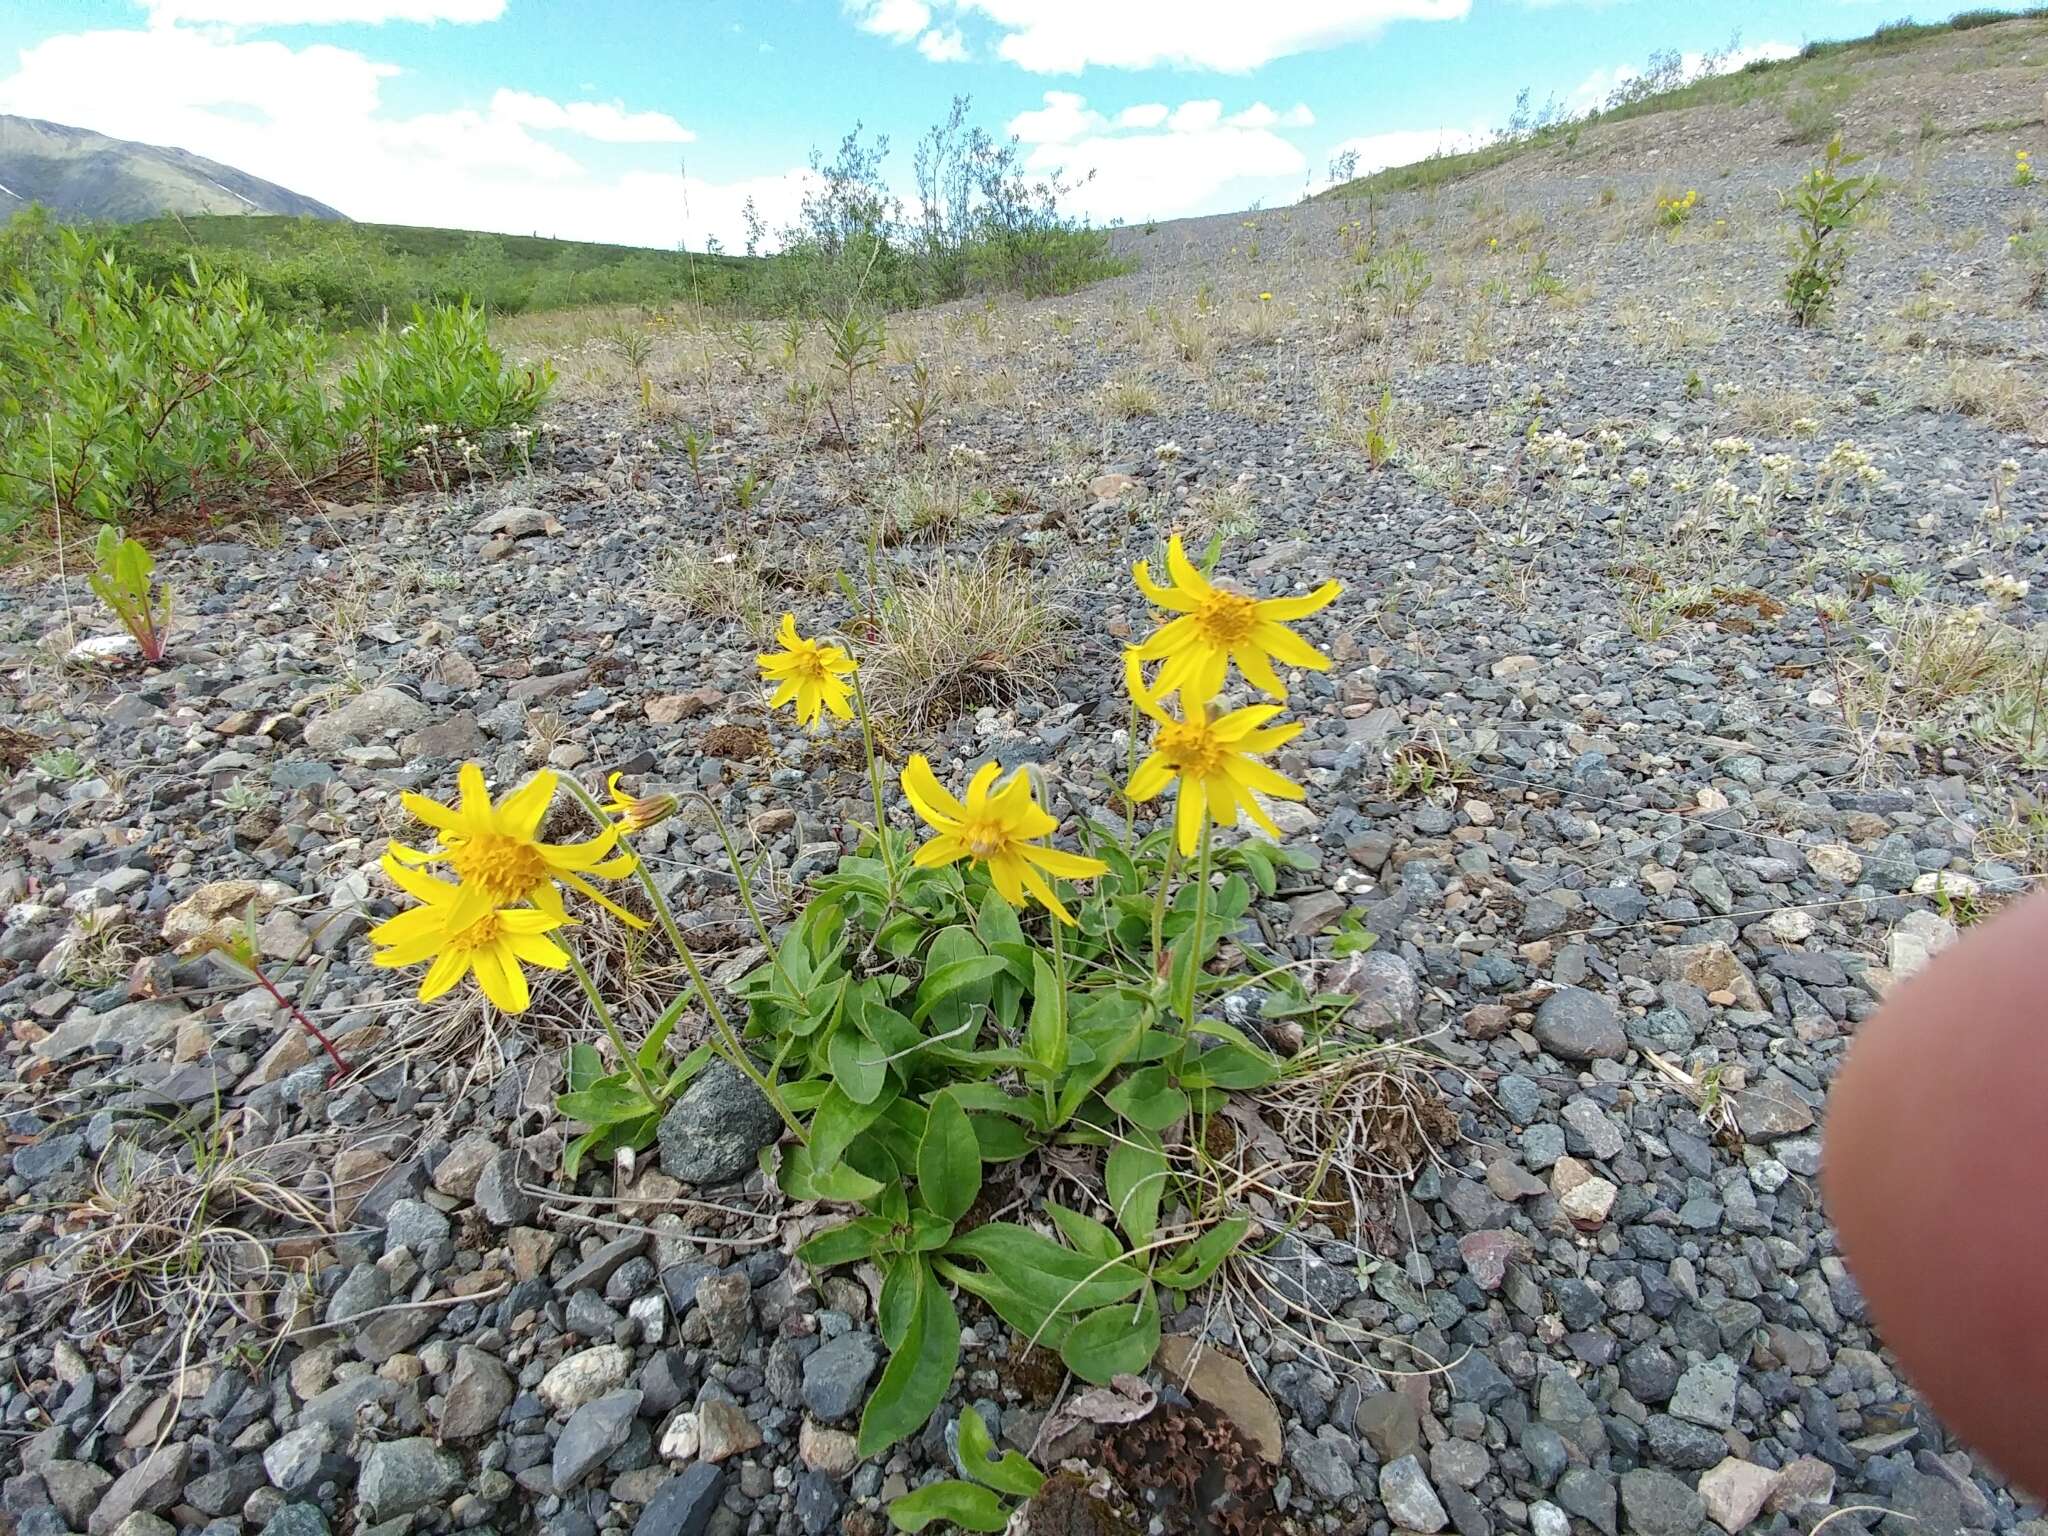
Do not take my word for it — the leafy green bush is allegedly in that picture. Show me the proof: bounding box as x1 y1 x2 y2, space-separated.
0 216 552 541
1783 136 1878 326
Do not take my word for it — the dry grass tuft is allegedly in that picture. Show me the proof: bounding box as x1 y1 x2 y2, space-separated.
1098 371 1161 420
872 468 994 545
41 1122 333 1353
1929 357 2044 434
861 553 1068 729
659 545 774 642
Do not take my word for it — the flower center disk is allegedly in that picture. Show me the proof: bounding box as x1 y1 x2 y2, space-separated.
962 820 1011 859
448 835 547 904
1158 720 1227 778
1193 590 1259 647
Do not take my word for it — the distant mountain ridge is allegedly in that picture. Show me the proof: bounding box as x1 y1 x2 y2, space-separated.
0 114 345 224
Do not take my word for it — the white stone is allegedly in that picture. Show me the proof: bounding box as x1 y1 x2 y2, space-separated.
1699 1456 1779 1534
1806 845 1862 884
658 1411 700 1461
537 1345 632 1415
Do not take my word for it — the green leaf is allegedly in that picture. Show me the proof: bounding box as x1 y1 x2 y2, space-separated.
1180 1041 1281 1091
636 999 684 1071
1103 1066 1188 1132
917 1091 981 1225
1105 1128 1167 1249
944 1223 1147 1314
1060 1284 1160 1384
910 955 1008 1029
1045 1202 1122 1264
557 1076 656 1128
828 1028 891 1106
566 1042 604 1094
879 1253 921 1350
955 1405 1045 1496
859 1261 960 1458
969 1114 1035 1162
1155 1213 1252 1292
888 1481 1011 1534
1024 951 1067 1080
798 1217 895 1269
779 1142 884 1205
810 1085 892 1167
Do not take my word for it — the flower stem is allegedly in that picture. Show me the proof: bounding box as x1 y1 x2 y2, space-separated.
248 961 352 1080
1171 823 1213 1078
562 944 662 1110
559 776 806 1146
1150 836 1179 976
850 669 900 898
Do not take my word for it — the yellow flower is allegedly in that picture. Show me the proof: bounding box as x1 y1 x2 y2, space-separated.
1125 659 1305 856
1129 534 1341 707
602 771 677 833
758 613 856 730
900 755 1107 925
370 855 570 1013
1259 291 1273 302
395 763 644 929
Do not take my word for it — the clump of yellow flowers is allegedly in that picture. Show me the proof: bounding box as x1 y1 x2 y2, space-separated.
2016 148 2036 188
1656 188 1700 230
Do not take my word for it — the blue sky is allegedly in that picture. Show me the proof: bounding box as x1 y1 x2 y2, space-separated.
0 1 2032 247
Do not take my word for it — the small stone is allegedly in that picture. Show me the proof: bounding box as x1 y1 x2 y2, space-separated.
473 1148 541 1226
538 1345 633 1415
1378 1455 1449 1534
1657 943 1762 1011
304 687 431 753
1764 1457 1835 1514
261 1425 334 1494
87 1445 186 1536
440 1348 514 1439
1619 1468 1706 1536
1552 1156 1618 1228
1457 1230 1527 1292
798 1420 861 1476
358 1439 459 1522
1670 1356 1739 1430
431 1134 498 1201
553 1390 642 1490
1533 987 1626 1061
1698 1457 1778 1533
658 1411 700 1461
656 1060 782 1185
696 1398 761 1462
1807 845 1862 883
1731 1071 1816 1141
1356 1391 1420 1463
1322 950 1419 1036
801 1332 880 1421
1156 1335 1282 1463
633 1463 726 1536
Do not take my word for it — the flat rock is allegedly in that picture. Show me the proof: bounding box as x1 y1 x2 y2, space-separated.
1533 987 1626 1061
1156 1334 1282 1463
1698 1457 1778 1533
304 686 431 752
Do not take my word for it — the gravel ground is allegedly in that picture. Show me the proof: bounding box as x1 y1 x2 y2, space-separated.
4 25 2048 1536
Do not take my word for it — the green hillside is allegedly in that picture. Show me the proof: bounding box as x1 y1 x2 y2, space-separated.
100 212 756 327
1320 7 2048 201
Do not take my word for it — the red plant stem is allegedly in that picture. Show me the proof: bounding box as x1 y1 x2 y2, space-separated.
249 962 352 1078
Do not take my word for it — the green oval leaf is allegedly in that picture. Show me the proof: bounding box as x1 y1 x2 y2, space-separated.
859 1261 961 1458
1059 1284 1160 1385
955 1405 1045 1497
917 1091 981 1224
888 1480 1011 1534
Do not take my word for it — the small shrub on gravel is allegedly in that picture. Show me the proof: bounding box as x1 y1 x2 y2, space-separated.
0 218 552 543
1783 135 1878 325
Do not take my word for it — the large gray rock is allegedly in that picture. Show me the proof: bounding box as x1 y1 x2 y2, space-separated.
553 1389 642 1490
1619 1468 1706 1536
656 1059 782 1186
1378 1455 1448 1534
304 687 431 752
88 1445 187 1536
261 1423 335 1495
358 1439 460 1522
440 1346 515 1439
474 1148 541 1226
1669 1356 1739 1430
634 1463 726 1536
800 1332 880 1421
1323 950 1420 1036
1731 1070 1817 1140
1533 987 1626 1061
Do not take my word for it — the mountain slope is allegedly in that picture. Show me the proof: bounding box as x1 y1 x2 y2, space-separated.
0 114 345 223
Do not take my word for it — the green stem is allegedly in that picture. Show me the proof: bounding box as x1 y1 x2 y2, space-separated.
562 945 660 1109
851 668 900 897
1172 823 1214 1078
559 776 806 1146
1048 914 1067 1124
1150 836 1179 977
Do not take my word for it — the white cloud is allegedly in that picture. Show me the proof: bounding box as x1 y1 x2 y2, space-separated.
870 0 1469 72
846 0 932 43
1318 123 1486 185
1008 90 1105 144
916 26 969 61
1006 91 1315 224
144 0 504 22
1567 40 1796 114
0 22 795 250
490 89 694 144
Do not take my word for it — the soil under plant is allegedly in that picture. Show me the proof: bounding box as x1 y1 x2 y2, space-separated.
4 13 2048 1536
